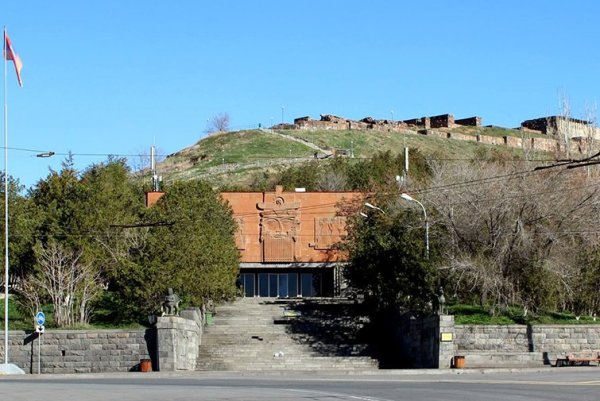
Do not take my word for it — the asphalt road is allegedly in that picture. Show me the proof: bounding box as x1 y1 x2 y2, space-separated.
2 368 600 400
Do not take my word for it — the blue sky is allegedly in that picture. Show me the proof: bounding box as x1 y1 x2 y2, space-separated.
3 0 600 188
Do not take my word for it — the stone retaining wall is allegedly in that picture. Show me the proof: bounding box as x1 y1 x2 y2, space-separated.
156 315 202 371
0 329 153 374
455 325 529 353
456 325 600 354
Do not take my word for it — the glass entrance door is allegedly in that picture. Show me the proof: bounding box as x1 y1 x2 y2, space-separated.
240 270 330 298
242 273 255 297
279 274 289 298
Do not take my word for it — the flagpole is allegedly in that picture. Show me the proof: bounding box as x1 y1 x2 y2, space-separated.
3 25 9 366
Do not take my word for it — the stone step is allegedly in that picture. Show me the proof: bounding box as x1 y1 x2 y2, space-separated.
457 352 545 368
197 297 378 371
196 359 378 367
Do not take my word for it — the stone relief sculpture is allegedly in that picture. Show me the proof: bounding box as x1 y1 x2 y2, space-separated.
257 193 301 262
314 216 346 250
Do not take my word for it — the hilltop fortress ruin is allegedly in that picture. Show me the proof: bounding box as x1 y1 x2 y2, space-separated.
273 113 600 156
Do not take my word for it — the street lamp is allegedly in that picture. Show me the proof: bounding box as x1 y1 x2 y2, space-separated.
390 110 394 122
281 106 285 124
400 193 429 259
365 202 385 214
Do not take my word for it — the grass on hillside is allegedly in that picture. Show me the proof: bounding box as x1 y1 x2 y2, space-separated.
155 128 554 188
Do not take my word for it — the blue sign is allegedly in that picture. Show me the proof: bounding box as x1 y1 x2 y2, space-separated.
35 311 45 326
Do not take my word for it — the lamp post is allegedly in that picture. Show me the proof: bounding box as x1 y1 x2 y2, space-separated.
281 106 285 124
365 202 385 214
400 193 429 259
390 110 394 122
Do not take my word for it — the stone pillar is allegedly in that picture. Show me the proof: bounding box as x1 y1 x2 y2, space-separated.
437 314 455 368
156 316 202 371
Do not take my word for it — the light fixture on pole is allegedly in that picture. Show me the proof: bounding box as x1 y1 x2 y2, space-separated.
364 202 385 214
400 193 429 259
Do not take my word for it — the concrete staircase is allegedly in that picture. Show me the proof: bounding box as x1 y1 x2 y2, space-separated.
196 297 379 371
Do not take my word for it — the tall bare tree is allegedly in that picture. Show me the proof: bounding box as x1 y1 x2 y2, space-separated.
18 242 105 327
206 113 231 134
425 159 600 314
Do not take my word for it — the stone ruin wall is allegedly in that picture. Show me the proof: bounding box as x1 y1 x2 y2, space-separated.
290 113 600 157
522 116 600 140
294 113 480 132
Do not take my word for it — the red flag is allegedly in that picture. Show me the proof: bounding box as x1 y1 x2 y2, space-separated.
4 32 23 87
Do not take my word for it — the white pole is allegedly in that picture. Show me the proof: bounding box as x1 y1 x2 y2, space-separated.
3 26 9 366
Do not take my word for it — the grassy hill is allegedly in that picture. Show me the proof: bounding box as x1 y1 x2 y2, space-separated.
149 126 552 189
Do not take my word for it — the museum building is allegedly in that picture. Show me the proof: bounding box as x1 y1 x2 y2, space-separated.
146 185 362 298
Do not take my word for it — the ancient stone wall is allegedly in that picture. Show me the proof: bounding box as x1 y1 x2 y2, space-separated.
430 114 455 129
447 132 476 142
531 137 560 153
477 135 504 145
504 136 523 147
521 116 600 140
455 117 482 127
295 114 410 132
521 117 552 134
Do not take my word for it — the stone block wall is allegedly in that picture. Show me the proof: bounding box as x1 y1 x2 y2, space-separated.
447 132 476 142
0 329 154 374
287 113 600 157
521 117 552 133
156 316 202 371
403 117 431 128
438 315 455 368
531 326 600 353
477 135 504 146
455 325 530 353
531 137 559 153
430 114 455 129
569 137 594 154
456 117 482 127
455 325 600 354
504 136 523 147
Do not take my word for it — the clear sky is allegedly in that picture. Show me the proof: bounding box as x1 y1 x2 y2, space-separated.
3 0 600 189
